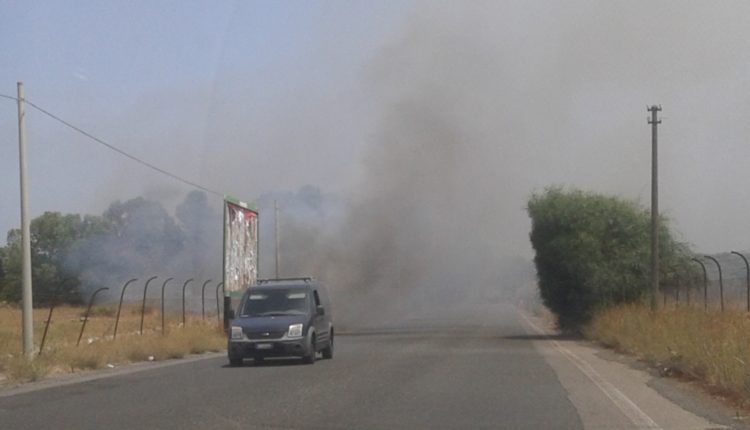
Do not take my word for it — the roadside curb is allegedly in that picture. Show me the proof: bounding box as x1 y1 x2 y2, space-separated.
0 351 226 398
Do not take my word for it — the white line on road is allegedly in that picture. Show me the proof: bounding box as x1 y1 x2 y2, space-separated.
520 312 662 430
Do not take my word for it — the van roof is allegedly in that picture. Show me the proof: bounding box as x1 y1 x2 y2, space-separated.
256 277 314 284
248 281 317 290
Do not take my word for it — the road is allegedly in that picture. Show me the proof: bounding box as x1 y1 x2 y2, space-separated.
0 303 735 429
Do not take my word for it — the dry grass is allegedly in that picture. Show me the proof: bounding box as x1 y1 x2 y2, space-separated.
587 302 750 405
0 302 226 384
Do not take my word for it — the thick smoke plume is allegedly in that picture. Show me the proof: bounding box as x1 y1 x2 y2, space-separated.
269 6 540 326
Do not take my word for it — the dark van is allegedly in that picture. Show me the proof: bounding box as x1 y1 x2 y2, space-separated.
227 278 334 366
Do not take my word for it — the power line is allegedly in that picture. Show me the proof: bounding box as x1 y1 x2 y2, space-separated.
0 93 223 197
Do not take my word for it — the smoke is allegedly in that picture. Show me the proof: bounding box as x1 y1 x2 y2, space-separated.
292 1 750 325
65 191 223 306
21 1 750 325
267 5 546 326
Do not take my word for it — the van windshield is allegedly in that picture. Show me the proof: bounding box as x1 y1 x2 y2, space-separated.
240 288 309 317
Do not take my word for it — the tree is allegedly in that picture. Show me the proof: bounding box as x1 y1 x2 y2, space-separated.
0 212 93 305
66 197 185 292
0 193 214 305
527 187 692 330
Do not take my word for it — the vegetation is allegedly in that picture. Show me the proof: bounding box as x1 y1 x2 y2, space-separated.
588 303 750 404
0 191 220 306
0 303 225 384
0 190 229 384
527 187 693 329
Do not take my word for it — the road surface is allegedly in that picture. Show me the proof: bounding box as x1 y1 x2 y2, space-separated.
0 303 736 429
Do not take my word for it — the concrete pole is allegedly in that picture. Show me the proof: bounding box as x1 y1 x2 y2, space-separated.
17 82 34 357
274 200 280 279
648 105 662 311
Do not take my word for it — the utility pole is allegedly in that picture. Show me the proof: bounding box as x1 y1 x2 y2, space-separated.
648 105 662 311
17 82 33 356
274 200 280 278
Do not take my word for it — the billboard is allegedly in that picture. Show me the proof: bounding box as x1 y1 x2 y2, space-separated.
224 199 259 293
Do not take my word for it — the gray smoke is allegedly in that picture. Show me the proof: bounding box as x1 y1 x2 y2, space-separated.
265 6 544 326
33 1 750 324
65 191 223 307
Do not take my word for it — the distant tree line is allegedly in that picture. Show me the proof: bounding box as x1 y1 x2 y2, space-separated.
527 187 693 330
0 191 221 306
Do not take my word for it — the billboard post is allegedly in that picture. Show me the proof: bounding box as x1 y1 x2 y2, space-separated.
222 196 258 331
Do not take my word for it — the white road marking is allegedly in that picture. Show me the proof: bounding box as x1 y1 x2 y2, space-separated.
520 312 663 429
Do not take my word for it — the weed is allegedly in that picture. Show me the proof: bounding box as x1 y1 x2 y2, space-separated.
84 305 118 318
6 356 49 382
0 305 225 385
588 303 750 402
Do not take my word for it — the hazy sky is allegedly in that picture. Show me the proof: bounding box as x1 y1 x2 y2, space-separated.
2 1 750 256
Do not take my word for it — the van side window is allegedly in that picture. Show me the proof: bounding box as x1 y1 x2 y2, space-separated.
313 290 321 307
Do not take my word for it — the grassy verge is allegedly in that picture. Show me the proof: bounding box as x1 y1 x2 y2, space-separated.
0 303 226 384
586 303 750 405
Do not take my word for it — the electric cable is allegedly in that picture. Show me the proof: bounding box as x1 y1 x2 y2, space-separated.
0 93 223 197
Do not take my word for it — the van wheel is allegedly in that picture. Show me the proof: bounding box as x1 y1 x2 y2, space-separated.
322 332 334 359
302 334 316 364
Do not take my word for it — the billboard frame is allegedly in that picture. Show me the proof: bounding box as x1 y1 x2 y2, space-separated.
222 195 258 330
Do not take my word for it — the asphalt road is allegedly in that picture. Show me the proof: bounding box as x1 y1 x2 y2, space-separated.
0 303 730 429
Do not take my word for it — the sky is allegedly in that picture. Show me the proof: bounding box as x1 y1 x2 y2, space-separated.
3 0 750 262
0 1 402 236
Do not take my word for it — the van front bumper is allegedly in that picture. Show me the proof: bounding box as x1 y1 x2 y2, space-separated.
228 339 309 358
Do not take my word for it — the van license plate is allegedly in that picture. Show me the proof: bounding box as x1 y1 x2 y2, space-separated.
256 343 272 350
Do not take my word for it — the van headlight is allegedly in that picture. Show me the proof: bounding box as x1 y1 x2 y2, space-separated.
287 324 303 338
231 326 243 340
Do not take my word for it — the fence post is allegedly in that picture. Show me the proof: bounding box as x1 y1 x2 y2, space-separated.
731 251 750 312
139 276 159 335
201 280 212 320
704 255 724 312
39 278 76 355
215 282 223 326
160 277 174 334
181 278 194 326
691 258 708 311
113 278 138 340
77 287 109 346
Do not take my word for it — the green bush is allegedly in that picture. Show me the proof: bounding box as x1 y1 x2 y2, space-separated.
527 187 692 330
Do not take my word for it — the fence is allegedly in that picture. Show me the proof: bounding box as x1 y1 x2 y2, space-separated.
662 251 750 312
37 275 226 355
